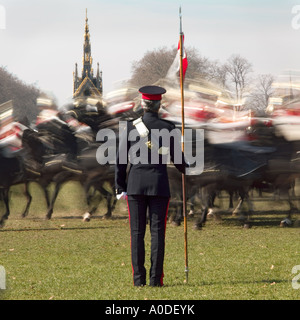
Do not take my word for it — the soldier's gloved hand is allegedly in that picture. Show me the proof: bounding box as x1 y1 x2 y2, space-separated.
116 192 127 200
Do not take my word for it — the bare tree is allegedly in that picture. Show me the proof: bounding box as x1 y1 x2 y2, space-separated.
245 74 274 112
209 61 229 88
225 54 253 105
184 47 215 80
129 48 269 114
129 47 177 87
129 46 216 87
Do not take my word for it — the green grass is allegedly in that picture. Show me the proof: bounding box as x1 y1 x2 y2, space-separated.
0 182 300 300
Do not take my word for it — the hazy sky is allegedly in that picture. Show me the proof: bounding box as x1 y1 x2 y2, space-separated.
1 0 300 105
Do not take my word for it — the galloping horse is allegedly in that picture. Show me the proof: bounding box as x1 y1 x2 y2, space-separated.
187 120 300 229
0 151 40 227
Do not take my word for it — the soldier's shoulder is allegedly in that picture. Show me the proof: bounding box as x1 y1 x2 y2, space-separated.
160 118 177 129
127 118 136 128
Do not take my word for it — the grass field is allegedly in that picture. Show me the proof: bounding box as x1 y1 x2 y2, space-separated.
0 182 300 300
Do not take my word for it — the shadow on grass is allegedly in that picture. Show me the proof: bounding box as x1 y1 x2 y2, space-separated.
50 215 128 221
164 278 290 288
197 278 291 287
208 210 300 228
0 225 108 232
0 215 128 233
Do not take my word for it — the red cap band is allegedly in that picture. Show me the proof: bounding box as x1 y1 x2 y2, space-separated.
141 93 162 101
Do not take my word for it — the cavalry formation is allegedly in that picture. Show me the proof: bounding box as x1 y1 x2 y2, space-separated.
0 81 300 229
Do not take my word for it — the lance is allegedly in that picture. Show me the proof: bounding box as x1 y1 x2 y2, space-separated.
179 6 189 284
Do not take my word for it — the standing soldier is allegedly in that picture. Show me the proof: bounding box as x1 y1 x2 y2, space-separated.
115 85 187 287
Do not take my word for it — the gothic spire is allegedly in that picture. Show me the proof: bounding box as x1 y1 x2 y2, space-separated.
73 9 103 99
82 8 92 78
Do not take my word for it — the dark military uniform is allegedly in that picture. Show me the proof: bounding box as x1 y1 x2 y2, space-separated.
115 92 186 286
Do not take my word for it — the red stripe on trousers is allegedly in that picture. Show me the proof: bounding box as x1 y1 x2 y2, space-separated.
126 196 170 287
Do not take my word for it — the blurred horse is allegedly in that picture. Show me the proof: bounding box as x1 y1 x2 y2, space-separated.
0 151 41 227
186 120 300 229
44 145 116 221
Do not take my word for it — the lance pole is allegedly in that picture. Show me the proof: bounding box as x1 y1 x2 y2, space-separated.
179 6 188 284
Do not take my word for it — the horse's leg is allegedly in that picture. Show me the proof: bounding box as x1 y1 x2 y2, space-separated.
43 186 51 210
228 191 234 209
45 170 77 220
188 189 199 217
243 191 253 228
36 177 51 216
0 188 10 227
0 189 4 227
211 191 217 207
291 180 296 198
110 190 117 212
194 206 209 230
99 186 113 219
3 188 10 220
45 182 61 220
187 185 197 217
280 187 297 227
171 193 183 227
194 188 213 230
188 194 195 216
82 179 95 222
83 182 114 221
21 182 32 218
232 196 243 216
